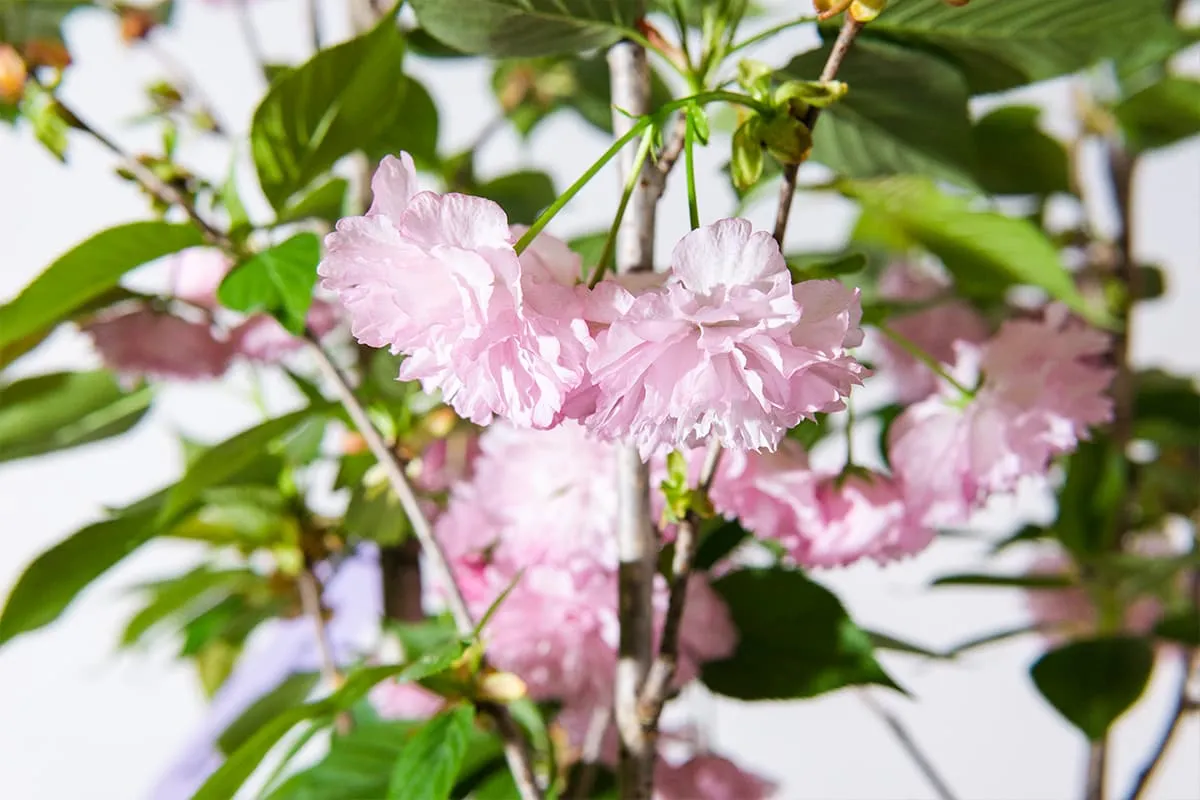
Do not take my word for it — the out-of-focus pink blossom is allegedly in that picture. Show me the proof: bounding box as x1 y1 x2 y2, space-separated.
411 434 482 494
655 754 777 800
169 248 231 309
369 680 445 720
319 153 592 429
586 219 865 457
876 262 988 403
228 299 340 363
84 307 233 381
889 306 1115 526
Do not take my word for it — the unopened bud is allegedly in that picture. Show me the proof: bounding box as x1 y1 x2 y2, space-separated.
812 0 852 19
119 8 158 44
22 39 71 70
342 431 367 454
424 406 458 438
849 0 887 22
0 45 27 105
476 670 527 703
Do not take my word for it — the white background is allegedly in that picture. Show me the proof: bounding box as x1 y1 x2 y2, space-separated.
1 1 1198 798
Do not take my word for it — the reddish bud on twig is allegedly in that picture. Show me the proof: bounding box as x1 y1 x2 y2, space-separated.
0 45 27 105
119 8 159 45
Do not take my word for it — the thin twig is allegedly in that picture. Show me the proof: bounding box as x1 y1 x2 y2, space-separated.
637 440 722 727
772 16 862 246
305 337 544 800
306 0 322 53
144 37 228 134
1085 738 1108 800
296 566 353 735
857 689 959 800
608 19 660 799
649 112 688 201
235 0 269 81
570 706 613 800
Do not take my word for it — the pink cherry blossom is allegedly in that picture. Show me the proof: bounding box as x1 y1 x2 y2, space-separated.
889 306 1115 526
411 434 482 494
169 248 231 309
655 754 777 800
369 680 445 720
586 218 865 457
83 307 233 382
228 299 340 363
875 262 988 403
318 153 592 429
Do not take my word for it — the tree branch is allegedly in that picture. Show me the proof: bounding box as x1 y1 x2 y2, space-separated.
1085 738 1108 800
608 24 660 800
296 565 353 735
857 689 959 800
772 15 863 246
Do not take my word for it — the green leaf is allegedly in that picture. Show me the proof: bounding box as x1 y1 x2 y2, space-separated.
195 647 465 800
567 231 607 275
266 721 423 800
345 479 412 546
0 509 157 647
0 370 152 463
387 705 475 800
1030 636 1154 740
19 80 69 161
842 176 1109 325
121 566 256 647
701 568 900 700
787 252 868 281
251 19 408 208
157 406 326 526
944 624 1043 657
932 573 1074 589
219 672 321 755
365 76 441 169
1115 76 1200 153
410 0 638 57
1153 607 1200 646
973 105 1071 196
0 221 204 349
782 39 976 186
865 629 945 660
276 177 349 227
0 0 90 47
472 171 556 225
859 0 1181 94
1134 370 1200 446
217 233 321 334
731 116 764 192
693 520 751 570
1054 436 1127 557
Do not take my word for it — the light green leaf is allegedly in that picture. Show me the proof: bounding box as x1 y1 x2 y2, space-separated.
19 80 69 161
0 509 157 647
157 406 326 527
275 177 348 227
1030 636 1154 740
701 568 900 700
783 39 976 186
0 370 152 463
1115 76 1200 153
410 0 638 57
217 233 320 334
860 0 1181 94
387 705 476 800
219 672 321 755
266 721 423 800
251 18 407 209
121 566 256 647
973 105 1070 196
841 176 1110 325
0 221 204 349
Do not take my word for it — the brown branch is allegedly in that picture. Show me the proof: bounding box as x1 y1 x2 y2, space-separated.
380 538 424 624
772 15 863 246
296 566 353 735
608 20 660 799
648 113 688 202
1085 738 1108 800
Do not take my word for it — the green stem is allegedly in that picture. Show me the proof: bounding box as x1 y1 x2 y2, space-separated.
878 324 975 398
844 398 856 467
727 15 819 57
515 90 765 256
588 128 657 288
684 117 700 231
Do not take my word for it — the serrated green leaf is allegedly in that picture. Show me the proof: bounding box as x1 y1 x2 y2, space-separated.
701 568 901 700
0 221 204 348
387 705 475 800
410 0 638 57
251 18 408 208
860 0 1181 94
1030 636 1154 740
217 233 320 334
1115 76 1200 153
841 176 1110 325
783 39 976 186
0 509 158 647
973 105 1070 196
0 370 152 463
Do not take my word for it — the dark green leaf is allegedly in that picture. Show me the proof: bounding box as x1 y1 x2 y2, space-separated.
0 509 157 647
859 0 1181 94
366 76 441 169
842 176 1110 326
267 721 424 800
167 487 298 548
1054 436 1126 557
702 568 900 700
1133 370 1200 445
219 672 321 755
472 171 556 225
787 252 868 281
345 479 412 546
157 406 326 526
694 520 751 570
410 0 638 57
387 705 475 800
865 629 945 660
1153 607 1200 646
0 370 152 463
217 233 320 334
0 221 204 349
276 177 350 226
1030 636 1154 740
251 19 407 208
932 573 1074 589
944 623 1043 657
973 105 1070 195
783 39 976 186
1116 76 1200 153
406 26 469 58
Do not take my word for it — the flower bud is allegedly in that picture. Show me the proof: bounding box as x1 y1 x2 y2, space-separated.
22 39 71 70
0 45 27 105
475 670 527 703
119 7 158 44
342 431 367 454
812 0 852 20
849 0 888 22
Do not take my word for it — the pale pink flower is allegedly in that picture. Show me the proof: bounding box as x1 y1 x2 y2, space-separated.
318 153 592 429
586 219 865 457
655 754 777 800
708 441 817 550
411 434 482 494
228 299 340 363
369 680 444 720
890 306 1114 526
876 262 988 403
84 307 232 381
169 248 231 309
